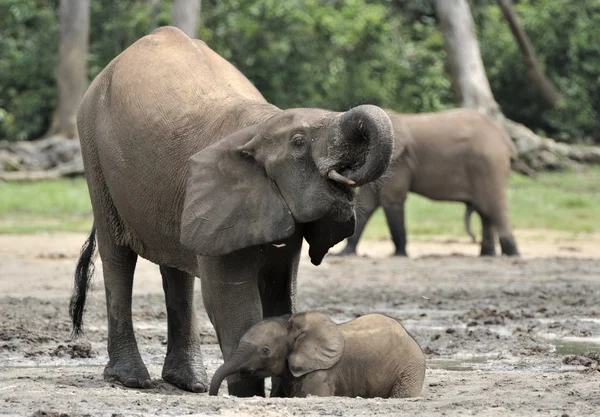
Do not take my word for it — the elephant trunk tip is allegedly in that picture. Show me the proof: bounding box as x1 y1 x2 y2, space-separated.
337 105 395 187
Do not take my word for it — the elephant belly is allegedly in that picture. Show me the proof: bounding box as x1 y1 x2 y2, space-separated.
96 138 199 272
411 159 471 203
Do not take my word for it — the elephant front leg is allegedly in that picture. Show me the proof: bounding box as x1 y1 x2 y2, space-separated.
338 184 380 256
160 266 207 392
259 243 301 397
201 265 265 397
292 372 336 397
382 201 408 256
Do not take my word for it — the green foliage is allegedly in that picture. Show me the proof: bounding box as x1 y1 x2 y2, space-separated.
474 0 600 143
200 0 453 112
0 0 598 143
1 168 599 235
0 0 59 140
362 167 600 240
88 1 170 79
0 177 92 233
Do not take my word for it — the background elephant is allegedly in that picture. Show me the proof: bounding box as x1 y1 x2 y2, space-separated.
69 26 395 397
338 108 519 257
209 312 425 398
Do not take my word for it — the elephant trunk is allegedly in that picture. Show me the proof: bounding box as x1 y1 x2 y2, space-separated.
327 105 395 187
209 342 255 396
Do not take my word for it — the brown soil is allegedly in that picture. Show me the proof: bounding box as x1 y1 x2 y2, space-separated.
0 232 599 416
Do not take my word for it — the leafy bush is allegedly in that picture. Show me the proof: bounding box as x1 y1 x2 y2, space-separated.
0 0 59 140
474 0 600 143
0 0 598 143
200 0 453 112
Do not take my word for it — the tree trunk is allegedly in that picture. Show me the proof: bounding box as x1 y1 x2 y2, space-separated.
434 0 575 175
52 0 90 139
171 0 201 38
434 0 501 118
149 0 163 33
497 0 561 107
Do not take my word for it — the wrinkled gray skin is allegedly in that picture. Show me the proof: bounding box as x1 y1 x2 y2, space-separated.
338 108 519 257
71 26 395 397
209 312 426 398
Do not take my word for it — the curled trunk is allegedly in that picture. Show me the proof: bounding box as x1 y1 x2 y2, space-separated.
209 343 254 396
326 105 395 187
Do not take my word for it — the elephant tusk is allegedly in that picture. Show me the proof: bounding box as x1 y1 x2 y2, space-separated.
327 170 356 186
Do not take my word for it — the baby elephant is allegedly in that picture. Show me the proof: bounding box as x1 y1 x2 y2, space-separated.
209 312 425 398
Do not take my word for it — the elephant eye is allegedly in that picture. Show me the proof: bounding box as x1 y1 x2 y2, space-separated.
291 134 305 149
260 346 271 358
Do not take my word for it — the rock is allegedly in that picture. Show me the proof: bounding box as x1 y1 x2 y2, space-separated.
0 150 20 171
0 136 84 181
537 149 562 170
568 146 600 164
502 118 543 155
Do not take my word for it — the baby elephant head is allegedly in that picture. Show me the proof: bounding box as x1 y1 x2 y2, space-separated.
209 312 344 395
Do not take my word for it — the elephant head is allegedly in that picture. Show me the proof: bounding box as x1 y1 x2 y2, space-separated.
180 105 394 265
209 312 344 396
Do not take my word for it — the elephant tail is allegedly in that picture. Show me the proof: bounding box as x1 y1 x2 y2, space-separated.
464 204 477 243
69 225 97 337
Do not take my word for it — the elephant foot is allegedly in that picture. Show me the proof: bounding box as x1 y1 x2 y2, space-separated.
480 242 497 256
104 357 153 389
499 237 520 256
226 376 265 397
393 250 408 257
162 349 208 393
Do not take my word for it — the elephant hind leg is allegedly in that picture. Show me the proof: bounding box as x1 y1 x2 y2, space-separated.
160 266 207 392
487 190 519 256
390 364 425 398
100 240 152 389
493 210 519 256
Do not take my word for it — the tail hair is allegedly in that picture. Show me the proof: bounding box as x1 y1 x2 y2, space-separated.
69 225 97 338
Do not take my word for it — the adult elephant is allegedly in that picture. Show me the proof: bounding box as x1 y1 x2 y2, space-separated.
337 108 519 257
69 26 394 397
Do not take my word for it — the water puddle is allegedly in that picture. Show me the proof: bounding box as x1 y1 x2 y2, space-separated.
553 338 600 355
428 358 485 371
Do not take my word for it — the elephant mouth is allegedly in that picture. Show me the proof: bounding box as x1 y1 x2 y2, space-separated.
238 368 271 379
327 178 354 202
238 370 253 378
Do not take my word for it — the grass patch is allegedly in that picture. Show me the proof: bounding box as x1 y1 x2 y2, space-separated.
361 167 600 241
0 177 93 234
0 167 598 236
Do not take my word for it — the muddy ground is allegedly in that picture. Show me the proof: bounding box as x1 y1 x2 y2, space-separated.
0 232 599 416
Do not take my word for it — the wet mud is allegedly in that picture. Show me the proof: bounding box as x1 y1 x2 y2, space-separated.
0 233 598 416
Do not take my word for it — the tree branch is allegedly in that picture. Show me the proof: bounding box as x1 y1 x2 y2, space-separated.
497 0 561 107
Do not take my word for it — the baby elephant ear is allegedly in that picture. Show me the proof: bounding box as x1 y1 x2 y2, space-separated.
288 312 344 377
180 125 296 256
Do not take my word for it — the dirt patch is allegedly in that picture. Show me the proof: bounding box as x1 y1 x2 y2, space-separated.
563 351 600 369
0 232 599 416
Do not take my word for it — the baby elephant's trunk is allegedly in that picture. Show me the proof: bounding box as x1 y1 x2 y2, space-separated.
209 343 254 396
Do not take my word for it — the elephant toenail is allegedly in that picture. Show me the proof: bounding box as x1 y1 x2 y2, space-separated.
142 379 154 389
124 377 140 388
192 382 207 393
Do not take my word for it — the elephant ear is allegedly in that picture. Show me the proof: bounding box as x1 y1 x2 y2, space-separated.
288 312 345 377
180 125 296 256
303 215 356 266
